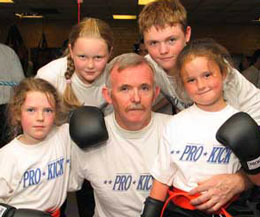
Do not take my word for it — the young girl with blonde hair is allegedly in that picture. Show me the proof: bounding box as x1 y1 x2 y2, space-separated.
36 17 114 117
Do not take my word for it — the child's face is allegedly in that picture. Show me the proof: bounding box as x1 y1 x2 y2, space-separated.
143 24 191 73
19 91 56 144
181 56 226 112
69 37 110 85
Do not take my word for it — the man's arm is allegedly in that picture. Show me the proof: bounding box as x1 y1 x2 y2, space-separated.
8 45 25 82
189 171 252 213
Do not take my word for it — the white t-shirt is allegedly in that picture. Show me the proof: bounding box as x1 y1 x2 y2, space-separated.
152 104 241 192
0 124 72 212
146 54 260 124
69 112 171 217
242 65 260 88
0 43 24 104
36 57 112 114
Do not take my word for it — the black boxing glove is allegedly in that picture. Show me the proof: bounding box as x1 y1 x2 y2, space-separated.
0 203 15 217
13 209 52 217
0 203 51 217
69 106 109 149
141 197 164 217
216 112 260 175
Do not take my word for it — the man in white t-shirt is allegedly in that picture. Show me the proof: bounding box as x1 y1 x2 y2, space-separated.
70 53 171 216
0 43 24 146
138 0 257 213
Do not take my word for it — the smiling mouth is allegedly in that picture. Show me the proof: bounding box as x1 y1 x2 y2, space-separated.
198 90 210 95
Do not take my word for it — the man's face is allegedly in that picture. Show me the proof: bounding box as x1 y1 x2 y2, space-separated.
144 24 191 73
103 63 160 131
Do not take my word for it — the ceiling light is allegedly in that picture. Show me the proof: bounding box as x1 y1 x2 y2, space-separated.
15 13 44 19
113 15 137 20
138 0 156 5
0 0 14 3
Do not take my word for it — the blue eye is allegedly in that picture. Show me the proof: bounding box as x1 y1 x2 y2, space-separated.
44 108 54 113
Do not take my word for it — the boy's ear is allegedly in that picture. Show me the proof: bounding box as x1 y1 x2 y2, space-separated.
185 26 192 44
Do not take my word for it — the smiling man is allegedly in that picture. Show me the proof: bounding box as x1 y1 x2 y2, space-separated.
69 53 172 217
